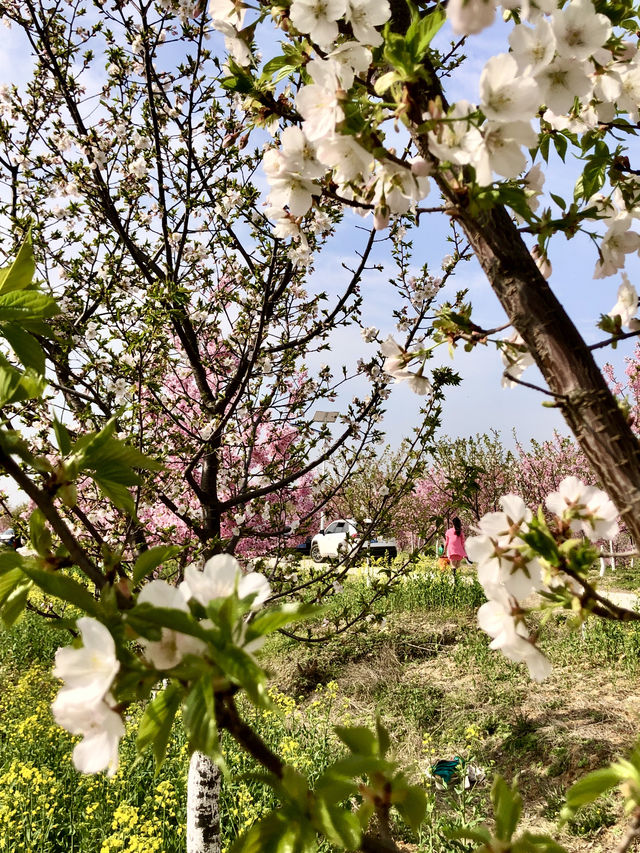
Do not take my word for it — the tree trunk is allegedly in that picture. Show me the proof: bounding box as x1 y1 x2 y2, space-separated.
452 201 640 543
187 751 222 853
403 76 640 545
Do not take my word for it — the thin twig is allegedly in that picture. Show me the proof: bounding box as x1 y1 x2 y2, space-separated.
589 329 640 351
615 806 640 853
503 371 566 399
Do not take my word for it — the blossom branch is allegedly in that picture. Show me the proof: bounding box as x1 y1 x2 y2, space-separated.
0 444 105 589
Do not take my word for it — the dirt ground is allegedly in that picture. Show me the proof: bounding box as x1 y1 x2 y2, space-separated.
269 607 640 852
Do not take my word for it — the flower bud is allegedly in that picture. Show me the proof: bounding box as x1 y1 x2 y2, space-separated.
373 205 390 231
531 245 552 279
410 156 432 177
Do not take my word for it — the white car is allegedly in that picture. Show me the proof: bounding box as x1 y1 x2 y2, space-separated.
310 519 397 562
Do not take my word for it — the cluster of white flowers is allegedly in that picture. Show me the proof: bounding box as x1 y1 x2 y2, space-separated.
500 331 535 388
607 273 640 330
380 335 432 395
254 3 431 238
52 618 124 777
545 475 619 540
52 556 270 776
361 325 378 343
468 479 619 680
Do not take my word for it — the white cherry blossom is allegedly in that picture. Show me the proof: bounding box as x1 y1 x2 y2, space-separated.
345 0 390 47
405 368 432 395
181 554 271 609
53 697 125 777
551 0 612 62
427 100 483 167
472 121 537 187
478 600 551 681
296 84 345 141
480 54 540 122
209 0 245 28
446 0 496 35
523 163 545 213
545 476 619 540
608 273 639 328
137 580 207 669
53 617 119 708
593 217 640 278
215 20 251 66
380 334 409 377
316 135 373 182
501 331 535 388
509 20 557 75
328 42 372 88
616 62 640 122
289 0 347 47
536 57 593 114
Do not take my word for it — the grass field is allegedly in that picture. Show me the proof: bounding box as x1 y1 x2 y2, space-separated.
1 560 639 852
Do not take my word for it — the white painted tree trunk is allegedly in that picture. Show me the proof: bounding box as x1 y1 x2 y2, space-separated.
187 751 222 853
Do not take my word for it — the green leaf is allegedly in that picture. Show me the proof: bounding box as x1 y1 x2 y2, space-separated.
563 766 620 813
1 583 29 627
0 232 35 294
492 775 522 842
0 289 59 321
128 603 211 642
132 545 182 586
446 827 492 844
92 477 136 516
0 361 47 405
410 7 445 55
376 717 390 758
53 418 72 456
136 681 182 769
0 566 25 606
217 645 271 708
312 798 361 849
518 832 569 852
19 563 103 616
373 71 400 95
553 133 568 162
1 324 45 373
29 508 52 556
334 725 377 756
394 785 427 831
183 675 219 757
248 602 320 637
229 812 299 853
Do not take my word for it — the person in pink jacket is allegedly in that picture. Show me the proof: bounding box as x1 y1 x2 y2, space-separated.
444 517 467 577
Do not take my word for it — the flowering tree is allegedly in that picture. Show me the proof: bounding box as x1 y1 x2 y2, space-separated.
413 431 518 529
3 0 640 849
212 0 640 540
0 0 453 848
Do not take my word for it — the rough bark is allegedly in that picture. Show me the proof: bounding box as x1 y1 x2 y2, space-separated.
187 751 222 853
402 77 640 545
